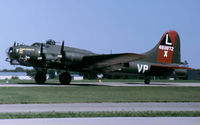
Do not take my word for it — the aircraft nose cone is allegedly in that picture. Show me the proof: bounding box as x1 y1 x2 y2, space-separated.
6 47 20 65
7 47 13 57
7 46 19 60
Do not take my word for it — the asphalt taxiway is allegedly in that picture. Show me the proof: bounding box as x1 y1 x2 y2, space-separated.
0 81 200 87
0 102 200 113
1 117 200 125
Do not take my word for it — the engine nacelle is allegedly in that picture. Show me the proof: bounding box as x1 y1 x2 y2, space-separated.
65 52 83 63
174 69 187 75
174 69 188 79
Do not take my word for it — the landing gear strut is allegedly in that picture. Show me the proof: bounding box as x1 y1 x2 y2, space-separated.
144 76 150 84
59 72 71 85
144 78 150 84
35 71 46 84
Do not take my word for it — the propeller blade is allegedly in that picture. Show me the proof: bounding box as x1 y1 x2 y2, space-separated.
60 40 65 62
39 43 45 61
61 40 64 54
40 44 43 56
14 42 16 46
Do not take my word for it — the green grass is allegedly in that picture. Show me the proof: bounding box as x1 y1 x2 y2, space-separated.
1 111 200 119
0 86 199 104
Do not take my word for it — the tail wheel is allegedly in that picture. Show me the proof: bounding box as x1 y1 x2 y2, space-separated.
59 72 71 85
35 71 46 84
144 79 150 84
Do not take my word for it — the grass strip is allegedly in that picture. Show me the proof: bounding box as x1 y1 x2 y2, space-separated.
0 111 200 119
0 86 200 104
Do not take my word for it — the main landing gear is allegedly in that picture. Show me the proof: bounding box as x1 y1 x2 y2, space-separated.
144 78 150 84
59 72 72 85
144 76 150 84
35 71 47 84
34 71 72 85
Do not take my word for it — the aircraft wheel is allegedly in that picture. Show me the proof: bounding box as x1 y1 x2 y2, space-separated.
59 72 71 85
144 79 150 84
35 71 46 84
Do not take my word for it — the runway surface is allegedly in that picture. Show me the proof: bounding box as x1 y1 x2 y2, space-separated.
0 102 200 113
0 81 200 87
1 117 200 125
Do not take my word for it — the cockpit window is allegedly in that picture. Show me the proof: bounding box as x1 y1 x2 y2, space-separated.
32 43 41 46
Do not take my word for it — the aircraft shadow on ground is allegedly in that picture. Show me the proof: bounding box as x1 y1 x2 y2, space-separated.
125 82 174 86
14 82 107 86
6 82 175 86
70 83 108 86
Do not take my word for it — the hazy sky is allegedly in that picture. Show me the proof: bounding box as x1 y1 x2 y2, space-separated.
0 0 199 69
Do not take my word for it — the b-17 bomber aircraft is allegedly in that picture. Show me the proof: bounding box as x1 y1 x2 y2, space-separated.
6 30 192 85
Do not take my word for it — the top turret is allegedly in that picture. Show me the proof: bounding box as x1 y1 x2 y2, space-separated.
46 39 56 45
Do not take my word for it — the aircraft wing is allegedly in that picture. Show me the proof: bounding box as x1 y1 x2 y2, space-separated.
82 53 145 71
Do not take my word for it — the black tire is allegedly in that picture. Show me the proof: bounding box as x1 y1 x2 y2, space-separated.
35 71 46 84
59 72 71 85
144 79 150 84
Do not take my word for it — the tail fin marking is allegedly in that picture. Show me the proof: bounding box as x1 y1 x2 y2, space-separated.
143 30 180 64
157 31 177 63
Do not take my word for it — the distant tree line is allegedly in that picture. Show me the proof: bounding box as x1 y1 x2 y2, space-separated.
1 67 29 72
0 67 57 79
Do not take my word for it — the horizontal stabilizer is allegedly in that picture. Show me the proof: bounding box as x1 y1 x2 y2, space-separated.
151 64 194 70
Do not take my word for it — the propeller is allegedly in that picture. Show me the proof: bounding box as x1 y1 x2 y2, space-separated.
60 40 66 62
37 41 66 65
38 43 45 61
60 40 64 54
40 43 43 56
14 42 16 47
